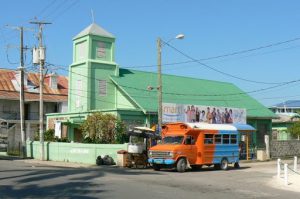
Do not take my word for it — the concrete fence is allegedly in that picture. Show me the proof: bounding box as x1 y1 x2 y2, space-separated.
26 141 128 165
270 140 300 158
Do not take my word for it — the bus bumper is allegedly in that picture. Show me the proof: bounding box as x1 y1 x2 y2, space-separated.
148 158 175 165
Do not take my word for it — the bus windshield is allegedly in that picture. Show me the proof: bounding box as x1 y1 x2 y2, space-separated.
162 136 184 144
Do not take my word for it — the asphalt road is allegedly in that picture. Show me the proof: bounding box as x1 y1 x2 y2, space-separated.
0 157 299 199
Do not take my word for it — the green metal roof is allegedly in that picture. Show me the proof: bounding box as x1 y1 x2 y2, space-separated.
111 68 276 119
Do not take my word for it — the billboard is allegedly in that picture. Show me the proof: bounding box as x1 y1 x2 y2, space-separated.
162 103 246 124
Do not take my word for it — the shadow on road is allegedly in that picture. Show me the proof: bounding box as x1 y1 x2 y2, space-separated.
154 165 251 173
0 160 162 198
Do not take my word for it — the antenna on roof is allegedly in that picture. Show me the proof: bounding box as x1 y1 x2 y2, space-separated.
91 9 95 23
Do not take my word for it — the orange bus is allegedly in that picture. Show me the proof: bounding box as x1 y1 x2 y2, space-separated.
148 122 255 172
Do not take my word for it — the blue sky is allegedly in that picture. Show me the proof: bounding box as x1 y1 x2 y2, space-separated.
1 0 300 107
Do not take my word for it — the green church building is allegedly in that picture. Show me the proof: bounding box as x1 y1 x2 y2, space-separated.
47 23 276 147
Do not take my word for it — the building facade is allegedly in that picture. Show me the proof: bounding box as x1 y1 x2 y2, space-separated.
0 69 68 152
47 23 276 148
270 100 300 140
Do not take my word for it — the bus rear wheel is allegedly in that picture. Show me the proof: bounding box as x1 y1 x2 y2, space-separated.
220 158 229 170
176 158 187 172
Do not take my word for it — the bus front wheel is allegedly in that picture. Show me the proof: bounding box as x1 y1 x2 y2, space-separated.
220 158 229 170
176 158 187 172
152 164 161 171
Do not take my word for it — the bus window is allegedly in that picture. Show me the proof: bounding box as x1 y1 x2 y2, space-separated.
231 134 237 144
215 134 222 144
204 134 214 144
223 134 230 144
185 135 195 145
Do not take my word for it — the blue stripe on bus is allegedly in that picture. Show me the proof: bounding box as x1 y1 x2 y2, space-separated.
213 130 239 164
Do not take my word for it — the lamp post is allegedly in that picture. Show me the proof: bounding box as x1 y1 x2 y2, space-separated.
157 34 184 134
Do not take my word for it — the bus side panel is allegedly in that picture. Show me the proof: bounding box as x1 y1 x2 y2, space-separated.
213 130 239 164
201 130 218 164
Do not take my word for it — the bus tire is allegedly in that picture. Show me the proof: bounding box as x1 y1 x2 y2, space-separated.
220 158 229 170
176 158 187 172
234 162 240 169
152 164 161 171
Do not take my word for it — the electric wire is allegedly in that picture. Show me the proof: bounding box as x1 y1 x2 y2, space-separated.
5 47 18 65
46 62 300 97
34 0 58 19
125 36 300 70
0 69 284 111
50 0 79 22
164 41 291 85
42 0 70 20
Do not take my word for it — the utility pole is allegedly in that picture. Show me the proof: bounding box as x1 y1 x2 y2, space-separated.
19 27 26 158
156 35 184 134
157 38 162 134
30 20 51 161
6 25 30 158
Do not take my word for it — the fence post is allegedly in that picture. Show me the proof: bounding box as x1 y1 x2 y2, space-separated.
284 163 288 186
277 158 281 178
294 156 298 172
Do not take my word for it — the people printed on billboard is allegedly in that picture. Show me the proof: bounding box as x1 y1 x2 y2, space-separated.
163 103 246 124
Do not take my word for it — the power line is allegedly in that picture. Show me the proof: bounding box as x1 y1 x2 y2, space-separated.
125 36 300 70
46 62 300 97
164 41 290 85
50 0 80 22
34 0 58 19
165 44 300 73
8 65 298 103
5 46 19 65
42 0 70 20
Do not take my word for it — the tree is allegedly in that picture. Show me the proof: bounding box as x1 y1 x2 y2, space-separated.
80 112 126 143
115 119 128 144
288 121 300 140
34 129 55 141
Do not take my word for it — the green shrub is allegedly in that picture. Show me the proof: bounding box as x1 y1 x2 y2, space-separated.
80 112 127 144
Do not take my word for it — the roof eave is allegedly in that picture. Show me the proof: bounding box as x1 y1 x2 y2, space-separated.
110 77 147 114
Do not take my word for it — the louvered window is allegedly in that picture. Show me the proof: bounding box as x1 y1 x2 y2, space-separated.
98 80 107 96
96 42 106 58
77 42 86 61
76 80 82 107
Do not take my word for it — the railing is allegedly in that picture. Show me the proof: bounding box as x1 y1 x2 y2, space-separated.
277 157 299 186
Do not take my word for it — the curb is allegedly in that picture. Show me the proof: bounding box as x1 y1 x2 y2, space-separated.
22 159 95 168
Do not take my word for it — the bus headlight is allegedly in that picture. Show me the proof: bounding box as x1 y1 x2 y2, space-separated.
168 151 174 157
148 151 153 157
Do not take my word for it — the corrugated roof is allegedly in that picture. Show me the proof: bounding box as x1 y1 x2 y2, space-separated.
111 68 276 119
74 23 114 39
272 100 300 108
0 68 68 102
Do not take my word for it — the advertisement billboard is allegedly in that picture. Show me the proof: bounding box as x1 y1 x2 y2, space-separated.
162 103 246 124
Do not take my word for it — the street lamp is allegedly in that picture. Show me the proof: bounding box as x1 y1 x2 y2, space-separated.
157 34 184 134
